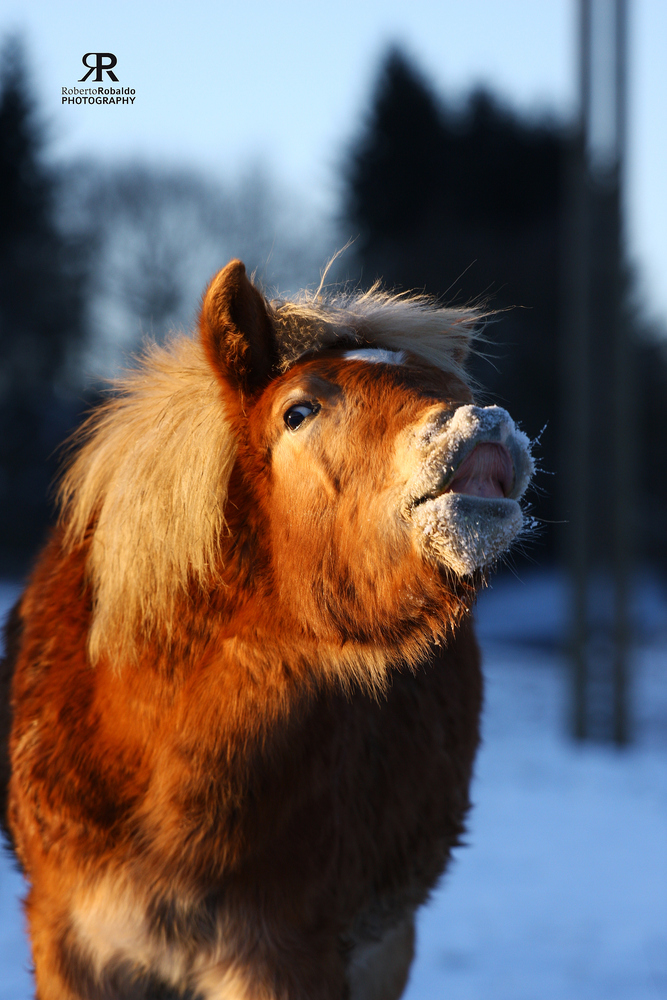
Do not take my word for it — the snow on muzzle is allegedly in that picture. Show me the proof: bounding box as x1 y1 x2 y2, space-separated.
408 405 535 575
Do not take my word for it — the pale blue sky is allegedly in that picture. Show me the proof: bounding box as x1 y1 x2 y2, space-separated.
2 0 666 326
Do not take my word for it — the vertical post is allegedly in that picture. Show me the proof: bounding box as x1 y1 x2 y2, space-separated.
565 0 592 740
611 0 631 745
564 0 632 743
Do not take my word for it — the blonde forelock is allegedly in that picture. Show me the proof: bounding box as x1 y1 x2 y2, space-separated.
270 283 479 386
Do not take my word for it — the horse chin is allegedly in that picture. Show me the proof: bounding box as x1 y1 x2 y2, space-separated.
411 492 524 576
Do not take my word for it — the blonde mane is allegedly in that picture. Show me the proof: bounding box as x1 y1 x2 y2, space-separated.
58 285 478 663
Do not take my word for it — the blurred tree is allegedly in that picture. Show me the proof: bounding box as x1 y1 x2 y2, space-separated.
342 49 568 561
343 47 667 571
0 37 86 573
59 161 330 377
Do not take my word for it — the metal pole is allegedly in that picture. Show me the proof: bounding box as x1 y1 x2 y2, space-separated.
611 0 631 745
567 0 592 740
566 0 632 743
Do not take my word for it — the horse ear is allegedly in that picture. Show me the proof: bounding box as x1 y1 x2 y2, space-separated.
200 260 278 393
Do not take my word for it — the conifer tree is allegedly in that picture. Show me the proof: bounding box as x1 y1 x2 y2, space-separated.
343 48 563 556
344 47 667 570
0 36 85 570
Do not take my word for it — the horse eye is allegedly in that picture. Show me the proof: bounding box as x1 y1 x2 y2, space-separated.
284 402 319 431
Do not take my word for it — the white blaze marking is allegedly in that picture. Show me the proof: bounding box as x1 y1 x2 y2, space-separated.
342 348 406 366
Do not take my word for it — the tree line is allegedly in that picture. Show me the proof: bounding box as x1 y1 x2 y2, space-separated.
1 38 666 574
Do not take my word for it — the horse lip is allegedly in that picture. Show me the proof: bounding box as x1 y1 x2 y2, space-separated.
406 403 534 515
412 436 516 507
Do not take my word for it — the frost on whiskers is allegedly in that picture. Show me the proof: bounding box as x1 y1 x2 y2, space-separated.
418 405 535 504
416 493 525 576
410 405 536 576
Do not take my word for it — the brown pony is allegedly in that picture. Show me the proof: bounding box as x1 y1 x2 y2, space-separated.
1 260 533 1000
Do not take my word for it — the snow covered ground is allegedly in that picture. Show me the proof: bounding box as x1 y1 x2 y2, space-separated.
1 571 666 1000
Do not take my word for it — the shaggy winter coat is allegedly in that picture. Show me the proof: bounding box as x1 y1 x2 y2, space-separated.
1 260 533 1000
